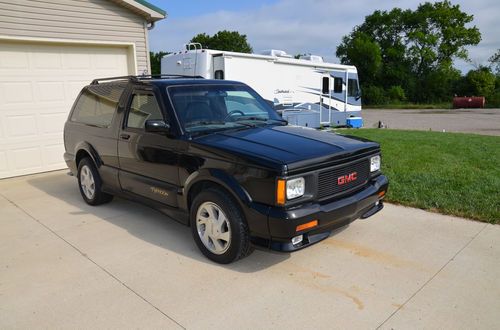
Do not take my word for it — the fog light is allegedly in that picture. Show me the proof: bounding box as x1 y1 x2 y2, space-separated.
291 235 303 245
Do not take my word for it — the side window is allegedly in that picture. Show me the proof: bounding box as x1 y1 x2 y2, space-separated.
127 93 163 129
333 77 343 93
348 78 359 97
322 77 329 94
70 84 124 127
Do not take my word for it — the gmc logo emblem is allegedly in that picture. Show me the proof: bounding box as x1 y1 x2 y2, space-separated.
338 172 357 185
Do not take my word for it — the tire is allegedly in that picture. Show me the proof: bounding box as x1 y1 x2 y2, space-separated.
190 188 253 264
77 157 113 206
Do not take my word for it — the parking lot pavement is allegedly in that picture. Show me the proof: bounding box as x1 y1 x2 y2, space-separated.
362 108 500 136
1 171 499 329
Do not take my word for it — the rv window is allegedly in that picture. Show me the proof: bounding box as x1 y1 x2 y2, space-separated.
334 78 343 93
214 70 224 80
322 77 329 94
348 78 359 97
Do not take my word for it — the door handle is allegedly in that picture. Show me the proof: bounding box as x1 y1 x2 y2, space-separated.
120 133 130 140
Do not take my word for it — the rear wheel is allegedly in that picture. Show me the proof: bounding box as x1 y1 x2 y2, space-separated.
190 188 253 264
77 157 113 205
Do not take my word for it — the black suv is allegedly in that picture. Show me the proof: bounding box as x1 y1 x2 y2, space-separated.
64 75 388 264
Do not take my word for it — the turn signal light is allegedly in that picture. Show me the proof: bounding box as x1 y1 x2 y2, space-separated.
296 220 318 232
378 191 386 198
276 179 286 205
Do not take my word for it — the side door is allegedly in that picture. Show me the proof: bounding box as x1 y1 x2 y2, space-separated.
117 86 180 207
213 55 225 79
320 74 333 125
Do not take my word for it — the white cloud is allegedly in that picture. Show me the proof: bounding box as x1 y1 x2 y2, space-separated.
149 0 499 71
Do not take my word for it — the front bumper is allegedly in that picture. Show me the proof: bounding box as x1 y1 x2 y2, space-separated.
266 174 388 251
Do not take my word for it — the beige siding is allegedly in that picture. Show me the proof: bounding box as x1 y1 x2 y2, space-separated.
0 0 149 73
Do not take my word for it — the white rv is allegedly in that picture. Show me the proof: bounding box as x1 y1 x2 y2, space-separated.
161 44 362 128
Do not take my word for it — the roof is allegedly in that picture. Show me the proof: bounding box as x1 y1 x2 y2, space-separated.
110 0 166 22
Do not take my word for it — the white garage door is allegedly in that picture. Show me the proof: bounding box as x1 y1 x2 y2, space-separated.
0 41 132 179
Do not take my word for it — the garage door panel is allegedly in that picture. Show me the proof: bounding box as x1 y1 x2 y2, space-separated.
0 41 131 178
32 48 63 69
63 51 91 69
93 50 127 70
11 145 43 172
1 82 34 104
40 113 67 134
6 114 38 138
36 81 66 102
66 80 88 102
42 143 66 167
0 45 29 69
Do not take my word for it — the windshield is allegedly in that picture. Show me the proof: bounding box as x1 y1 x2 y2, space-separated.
167 84 284 134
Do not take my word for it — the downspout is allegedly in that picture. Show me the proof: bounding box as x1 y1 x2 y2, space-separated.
143 21 152 75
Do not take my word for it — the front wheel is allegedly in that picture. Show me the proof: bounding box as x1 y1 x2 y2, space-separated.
190 188 253 264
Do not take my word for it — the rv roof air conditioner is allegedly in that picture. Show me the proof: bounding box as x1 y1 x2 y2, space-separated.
299 55 324 62
260 50 292 58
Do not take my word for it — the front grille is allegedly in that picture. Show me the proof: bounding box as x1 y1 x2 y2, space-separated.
317 159 370 199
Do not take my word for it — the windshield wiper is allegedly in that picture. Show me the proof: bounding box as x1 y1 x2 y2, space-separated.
234 116 268 122
235 117 288 125
184 120 225 128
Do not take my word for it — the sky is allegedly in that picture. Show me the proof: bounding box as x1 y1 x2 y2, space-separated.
146 0 498 72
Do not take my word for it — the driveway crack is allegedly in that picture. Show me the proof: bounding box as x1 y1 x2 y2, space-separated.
376 222 489 329
2 194 185 330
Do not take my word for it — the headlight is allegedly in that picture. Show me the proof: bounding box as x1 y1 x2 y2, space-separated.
370 155 381 172
286 177 305 200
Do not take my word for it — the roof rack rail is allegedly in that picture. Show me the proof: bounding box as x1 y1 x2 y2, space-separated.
136 74 205 79
91 74 204 85
91 76 138 85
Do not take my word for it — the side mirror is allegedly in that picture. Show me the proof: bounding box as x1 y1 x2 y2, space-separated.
355 90 362 101
145 120 171 133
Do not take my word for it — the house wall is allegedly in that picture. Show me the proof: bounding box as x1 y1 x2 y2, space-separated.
0 0 150 73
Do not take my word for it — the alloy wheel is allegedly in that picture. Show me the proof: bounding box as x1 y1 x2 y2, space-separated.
196 202 232 255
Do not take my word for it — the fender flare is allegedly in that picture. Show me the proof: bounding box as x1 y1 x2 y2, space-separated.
183 168 252 209
74 141 103 168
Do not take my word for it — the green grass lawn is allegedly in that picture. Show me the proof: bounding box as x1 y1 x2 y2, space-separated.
339 129 500 223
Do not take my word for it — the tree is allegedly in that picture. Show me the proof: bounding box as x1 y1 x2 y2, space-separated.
465 67 496 97
190 30 253 53
336 32 382 83
336 1 481 104
149 51 170 75
406 1 481 74
489 49 500 75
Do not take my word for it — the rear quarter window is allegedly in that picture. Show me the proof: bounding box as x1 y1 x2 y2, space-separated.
71 83 125 127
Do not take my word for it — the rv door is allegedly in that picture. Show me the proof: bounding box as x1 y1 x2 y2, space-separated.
213 55 225 79
181 53 195 76
320 75 332 124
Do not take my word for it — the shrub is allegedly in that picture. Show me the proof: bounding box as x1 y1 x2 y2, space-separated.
362 85 387 105
387 85 407 103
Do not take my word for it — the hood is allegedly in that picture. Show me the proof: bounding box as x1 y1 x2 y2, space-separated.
193 125 379 171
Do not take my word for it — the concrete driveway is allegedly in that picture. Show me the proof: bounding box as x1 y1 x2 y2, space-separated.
362 108 500 136
1 171 499 329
